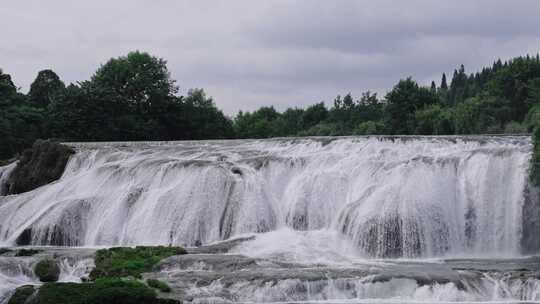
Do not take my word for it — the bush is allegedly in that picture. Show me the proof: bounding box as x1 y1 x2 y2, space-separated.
504 121 528 134
35 278 178 304
353 121 385 135
34 259 60 282
89 246 186 280
15 249 42 257
7 285 35 304
414 105 454 135
147 279 171 292
297 122 340 136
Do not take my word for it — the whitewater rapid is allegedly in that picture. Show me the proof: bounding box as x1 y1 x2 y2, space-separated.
0 136 533 259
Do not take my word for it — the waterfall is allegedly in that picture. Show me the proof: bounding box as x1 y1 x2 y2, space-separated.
0 162 16 196
0 136 533 258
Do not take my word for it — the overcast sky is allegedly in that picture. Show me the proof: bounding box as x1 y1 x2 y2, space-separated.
2 1 540 115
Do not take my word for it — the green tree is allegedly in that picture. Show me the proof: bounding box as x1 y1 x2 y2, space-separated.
234 106 280 138
182 89 234 139
488 56 540 122
0 69 17 103
453 96 510 134
90 51 178 112
302 102 328 129
28 70 65 107
353 121 385 135
384 78 439 134
414 104 453 135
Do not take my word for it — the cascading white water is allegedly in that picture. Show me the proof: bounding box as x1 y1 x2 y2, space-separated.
0 136 533 258
0 162 16 196
0 253 93 304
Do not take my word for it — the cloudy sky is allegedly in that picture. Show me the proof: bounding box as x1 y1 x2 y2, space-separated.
2 1 540 114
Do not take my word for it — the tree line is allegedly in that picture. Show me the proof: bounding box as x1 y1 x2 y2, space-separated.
1 51 540 163
235 55 540 137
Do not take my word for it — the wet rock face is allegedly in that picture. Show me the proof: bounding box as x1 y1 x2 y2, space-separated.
521 182 540 254
6 140 74 195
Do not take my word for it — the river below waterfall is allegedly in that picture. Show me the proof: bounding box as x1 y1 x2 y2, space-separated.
0 136 539 303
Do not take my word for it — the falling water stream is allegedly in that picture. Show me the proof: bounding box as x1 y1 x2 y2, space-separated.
0 136 538 303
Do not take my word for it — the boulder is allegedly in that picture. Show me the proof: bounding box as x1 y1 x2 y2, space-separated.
6 140 74 195
34 259 60 282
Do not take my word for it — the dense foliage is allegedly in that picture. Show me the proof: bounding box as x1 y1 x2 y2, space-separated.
34 278 177 304
1 52 540 182
0 51 233 160
8 247 186 304
234 55 540 137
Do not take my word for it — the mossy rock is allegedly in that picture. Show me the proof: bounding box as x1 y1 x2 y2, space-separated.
15 249 42 257
146 279 171 292
89 246 186 280
7 140 75 195
34 259 60 282
0 248 12 255
7 285 35 304
35 278 179 304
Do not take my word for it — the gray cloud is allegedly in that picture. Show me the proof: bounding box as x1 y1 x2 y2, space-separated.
1 0 540 114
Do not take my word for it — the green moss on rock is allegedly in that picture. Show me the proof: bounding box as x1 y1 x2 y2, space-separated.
34 259 60 282
34 278 178 304
89 246 186 280
147 279 171 292
7 140 74 195
15 249 42 257
7 285 35 304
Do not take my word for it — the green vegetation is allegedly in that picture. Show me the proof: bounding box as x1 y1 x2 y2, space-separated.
1 52 540 181
90 246 186 280
15 248 42 256
147 278 172 292
34 259 60 282
0 51 233 162
7 285 35 304
9 247 185 304
35 278 176 304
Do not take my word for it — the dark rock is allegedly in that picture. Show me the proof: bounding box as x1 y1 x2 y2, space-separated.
187 236 255 254
7 140 74 195
521 182 540 254
15 249 42 257
16 229 33 246
34 259 60 282
7 285 35 304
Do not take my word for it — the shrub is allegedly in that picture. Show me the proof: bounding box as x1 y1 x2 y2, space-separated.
7 285 35 304
504 121 528 134
353 121 385 135
147 279 171 292
35 278 178 304
89 246 186 280
15 249 42 257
